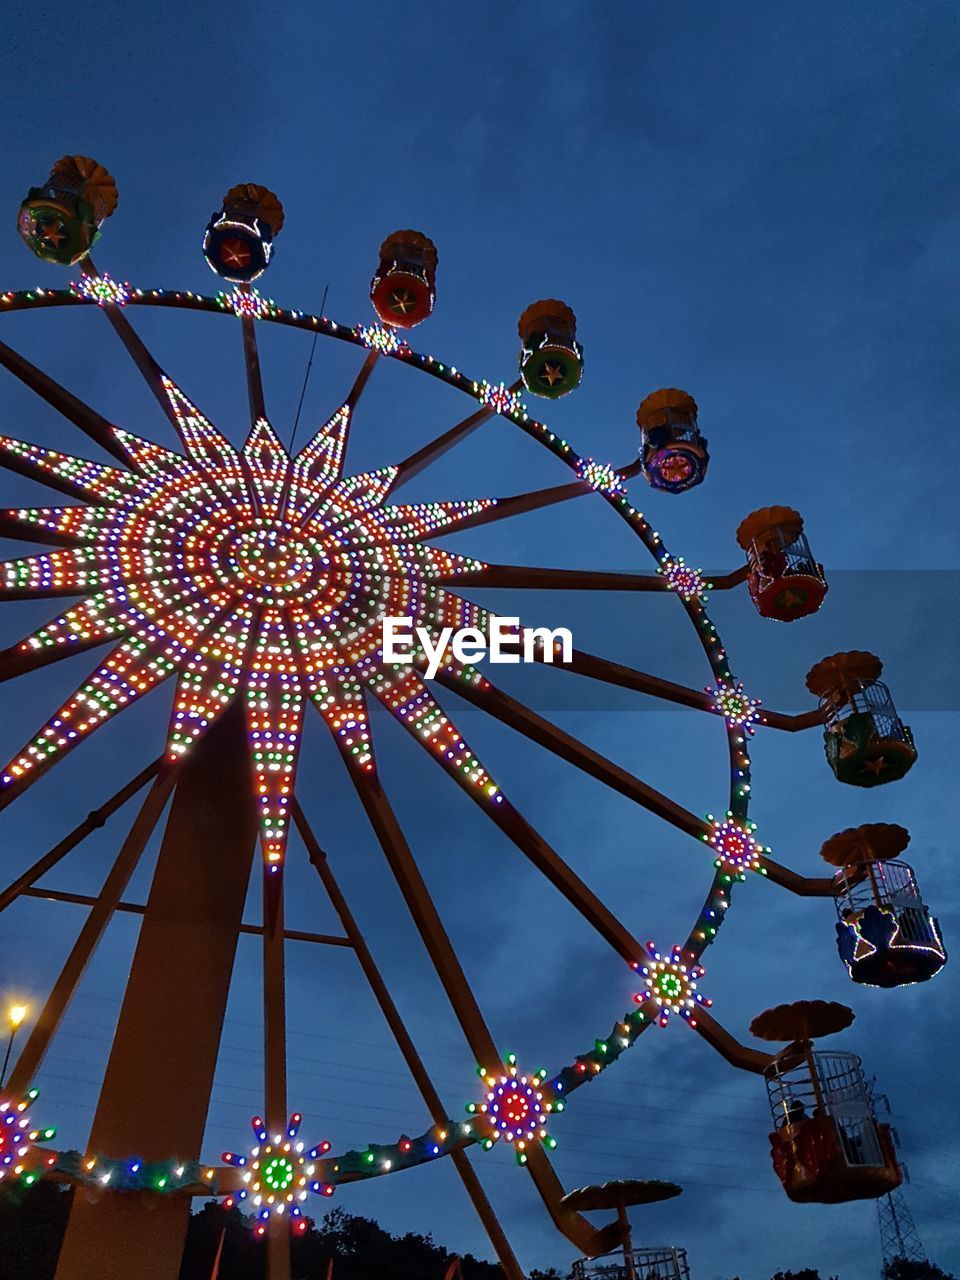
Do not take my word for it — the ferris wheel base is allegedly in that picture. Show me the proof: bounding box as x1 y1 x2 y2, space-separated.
54 703 259 1279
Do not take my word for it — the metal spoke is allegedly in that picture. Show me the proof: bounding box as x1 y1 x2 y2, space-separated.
241 313 267 423
545 645 825 729
444 561 749 591
439 564 673 591
436 666 705 837
390 399 506 493
367 675 645 964
693 1008 773 1074
345 349 380 412
0 340 131 464
81 255 182 433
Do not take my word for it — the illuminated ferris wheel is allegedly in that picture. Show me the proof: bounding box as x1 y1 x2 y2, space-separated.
0 157 945 1280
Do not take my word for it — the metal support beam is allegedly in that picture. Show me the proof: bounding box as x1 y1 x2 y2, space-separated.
18 886 355 942
293 799 525 1280
263 867 290 1280
0 759 161 914
6 768 175 1098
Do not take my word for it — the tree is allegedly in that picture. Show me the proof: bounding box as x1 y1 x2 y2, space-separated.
0 1188 506 1280
884 1261 956 1280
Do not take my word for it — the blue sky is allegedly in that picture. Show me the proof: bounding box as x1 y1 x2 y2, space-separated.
0 3 958 1278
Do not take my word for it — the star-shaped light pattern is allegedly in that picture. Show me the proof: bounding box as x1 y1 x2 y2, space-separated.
0 375 502 870
468 1055 554 1165
357 324 407 355
704 812 769 880
388 287 416 315
222 1113 334 1235
659 557 708 603
657 453 695 485
30 218 66 248
218 287 277 320
575 457 626 497
0 1089 56 1185
70 273 130 307
633 945 711 1027
474 380 524 418
221 238 252 269
710 681 762 735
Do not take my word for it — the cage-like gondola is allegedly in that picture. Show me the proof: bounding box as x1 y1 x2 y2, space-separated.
736 506 827 621
518 299 583 398
370 229 437 328
806 652 916 786
822 824 946 988
202 183 284 283
17 155 118 266
751 1001 902 1203
636 390 708 493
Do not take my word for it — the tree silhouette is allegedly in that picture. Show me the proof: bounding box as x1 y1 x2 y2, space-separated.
884 1261 956 1280
0 1184 504 1279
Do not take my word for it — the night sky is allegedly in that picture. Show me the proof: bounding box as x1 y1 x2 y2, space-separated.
1 4 958 1279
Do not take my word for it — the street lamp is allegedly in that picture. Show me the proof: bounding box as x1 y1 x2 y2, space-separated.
1 1004 28 1088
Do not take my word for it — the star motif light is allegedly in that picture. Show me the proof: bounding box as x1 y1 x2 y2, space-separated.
657 453 695 485
659 557 708 603
388 286 416 315
710 681 761 735
474 380 524 418
222 1113 334 1236
0 1089 56 1185
468 1055 553 1165
357 323 407 355
704 812 769 879
221 238 252 269
70 273 130 307
633 945 711 1027
218 287 277 320
0 375 502 870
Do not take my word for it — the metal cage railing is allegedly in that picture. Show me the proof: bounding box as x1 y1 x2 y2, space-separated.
571 1246 691 1280
765 1048 887 1168
747 527 823 584
642 420 703 449
821 679 910 743
835 859 944 953
836 859 920 915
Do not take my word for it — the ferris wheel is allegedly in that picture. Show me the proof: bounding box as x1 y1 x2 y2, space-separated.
0 157 946 1280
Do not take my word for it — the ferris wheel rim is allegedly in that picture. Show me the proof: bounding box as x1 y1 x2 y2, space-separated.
0 278 759 1195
